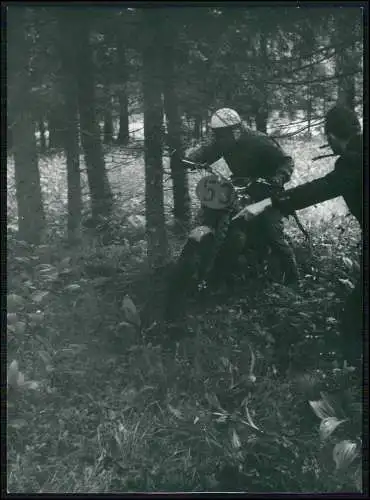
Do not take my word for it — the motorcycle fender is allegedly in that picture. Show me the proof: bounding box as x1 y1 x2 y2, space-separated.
188 225 215 243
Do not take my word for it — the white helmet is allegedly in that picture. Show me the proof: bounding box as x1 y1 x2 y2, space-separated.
210 108 242 129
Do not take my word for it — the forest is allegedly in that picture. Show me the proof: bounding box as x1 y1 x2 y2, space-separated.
6 4 365 493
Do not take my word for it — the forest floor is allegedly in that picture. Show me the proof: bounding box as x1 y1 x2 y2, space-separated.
6 135 363 493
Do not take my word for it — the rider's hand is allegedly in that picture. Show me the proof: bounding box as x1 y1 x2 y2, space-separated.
248 179 277 201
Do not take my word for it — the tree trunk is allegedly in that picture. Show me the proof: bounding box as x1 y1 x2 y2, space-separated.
13 113 45 244
162 30 191 229
73 13 113 224
336 48 356 110
334 16 357 111
255 109 268 134
8 7 45 244
305 75 313 137
142 10 168 269
8 124 13 150
306 84 313 137
47 116 55 148
116 43 130 145
117 90 130 144
205 116 210 134
193 115 202 140
47 110 65 149
302 21 315 138
254 32 269 134
38 118 47 153
65 100 82 243
103 96 114 145
57 11 82 244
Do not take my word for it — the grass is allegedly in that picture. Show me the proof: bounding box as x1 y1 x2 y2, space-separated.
6 133 363 493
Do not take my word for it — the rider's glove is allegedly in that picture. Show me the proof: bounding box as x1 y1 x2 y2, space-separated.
271 192 293 217
248 179 277 201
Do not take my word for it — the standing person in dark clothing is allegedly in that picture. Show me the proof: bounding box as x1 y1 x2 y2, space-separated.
234 104 364 367
185 107 300 286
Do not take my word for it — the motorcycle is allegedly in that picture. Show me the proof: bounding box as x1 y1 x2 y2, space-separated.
164 159 284 320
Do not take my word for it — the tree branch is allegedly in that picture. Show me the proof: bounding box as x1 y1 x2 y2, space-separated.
271 119 325 139
267 39 357 65
265 70 362 87
271 50 336 80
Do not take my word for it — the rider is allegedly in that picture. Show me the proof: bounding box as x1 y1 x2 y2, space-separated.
234 104 363 367
185 107 300 286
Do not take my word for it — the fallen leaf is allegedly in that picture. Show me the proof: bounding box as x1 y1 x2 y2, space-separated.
17 371 25 387
121 295 141 327
168 404 183 419
118 321 135 329
39 350 52 364
354 463 362 492
127 214 146 230
14 256 30 264
231 429 241 449
8 419 28 429
23 380 41 391
333 440 358 470
61 345 87 357
7 294 26 312
14 321 26 335
7 360 20 389
326 316 337 324
28 311 45 324
342 257 353 269
7 313 19 325
244 401 260 431
31 291 49 304
92 277 111 287
319 417 347 441
338 278 355 290
60 257 72 269
64 284 81 292
309 397 336 420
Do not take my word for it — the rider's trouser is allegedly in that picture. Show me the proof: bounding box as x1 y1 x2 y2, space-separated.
197 206 300 285
259 208 300 285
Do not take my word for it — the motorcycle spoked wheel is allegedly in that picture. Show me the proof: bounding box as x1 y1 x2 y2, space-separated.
164 234 215 321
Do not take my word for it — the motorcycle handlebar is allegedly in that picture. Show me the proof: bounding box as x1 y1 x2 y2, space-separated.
181 158 211 171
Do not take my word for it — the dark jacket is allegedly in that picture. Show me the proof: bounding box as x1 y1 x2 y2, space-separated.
272 134 363 229
186 126 294 188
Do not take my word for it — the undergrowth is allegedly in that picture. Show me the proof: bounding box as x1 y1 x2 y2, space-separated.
6 136 363 493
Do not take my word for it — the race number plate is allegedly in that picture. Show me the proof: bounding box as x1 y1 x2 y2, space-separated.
195 175 236 210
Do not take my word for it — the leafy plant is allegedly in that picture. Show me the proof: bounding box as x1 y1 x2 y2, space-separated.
309 388 362 492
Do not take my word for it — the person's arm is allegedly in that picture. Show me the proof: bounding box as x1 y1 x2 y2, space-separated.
234 150 361 222
185 138 222 167
233 170 342 222
271 168 351 215
275 134 362 213
257 136 295 187
270 155 295 186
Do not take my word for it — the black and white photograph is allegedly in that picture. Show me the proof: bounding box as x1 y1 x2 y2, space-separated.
6 2 366 493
